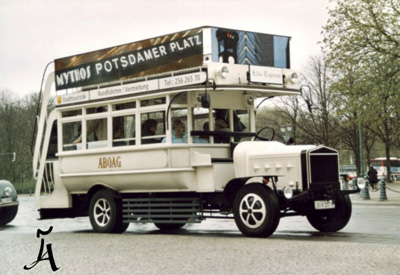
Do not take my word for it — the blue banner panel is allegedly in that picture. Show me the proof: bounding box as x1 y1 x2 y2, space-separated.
210 28 290 69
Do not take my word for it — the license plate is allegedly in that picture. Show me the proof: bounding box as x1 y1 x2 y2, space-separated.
314 200 335 210
0 197 12 204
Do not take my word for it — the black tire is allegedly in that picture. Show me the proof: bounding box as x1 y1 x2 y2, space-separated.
307 194 352 232
154 223 186 230
89 189 129 233
233 183 280 237
0 205 18 226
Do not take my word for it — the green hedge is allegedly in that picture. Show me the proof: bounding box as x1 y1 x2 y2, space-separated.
13 180 36 194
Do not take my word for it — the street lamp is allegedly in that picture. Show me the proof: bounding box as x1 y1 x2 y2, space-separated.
280 124 293 144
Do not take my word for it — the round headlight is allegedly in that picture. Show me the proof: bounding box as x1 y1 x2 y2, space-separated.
356 177 366 189
283 186 294 199
4 186 12 197
290 72 299 84
221 66 229 78
246 96 254 106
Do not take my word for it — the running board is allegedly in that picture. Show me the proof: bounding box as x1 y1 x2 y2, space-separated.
122 197 203 224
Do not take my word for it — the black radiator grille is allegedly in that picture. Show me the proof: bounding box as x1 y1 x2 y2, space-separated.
310 154 339 184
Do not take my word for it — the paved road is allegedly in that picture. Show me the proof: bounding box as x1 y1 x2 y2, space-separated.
1 195 399 275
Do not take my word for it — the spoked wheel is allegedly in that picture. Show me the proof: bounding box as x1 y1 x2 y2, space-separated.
306 194 352 232
154 223 186 230
233 183 280 237
89 189 129 233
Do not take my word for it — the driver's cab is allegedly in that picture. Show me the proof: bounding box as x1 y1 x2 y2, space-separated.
167 89 256 160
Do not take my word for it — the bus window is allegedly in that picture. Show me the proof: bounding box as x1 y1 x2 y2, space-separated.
234 109 250 141
86 106 108 114
113 101 136 111
62 109 82 118
192 107 210 143
47 120 58 159
87 118 107 149
140 97 166 107
141 111 165 144
234 110 249 131
168 108 188 143
62 121 81 151
113 115 135 146
214 109 230 143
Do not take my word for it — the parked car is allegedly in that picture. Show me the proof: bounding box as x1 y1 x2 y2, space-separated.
0 180 19 226
340 165 357 181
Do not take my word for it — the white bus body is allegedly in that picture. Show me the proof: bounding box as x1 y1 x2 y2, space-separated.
33 27 355 237
371 157 400 181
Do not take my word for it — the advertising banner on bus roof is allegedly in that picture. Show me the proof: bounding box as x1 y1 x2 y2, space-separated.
54 28 204 90
54 27 291 91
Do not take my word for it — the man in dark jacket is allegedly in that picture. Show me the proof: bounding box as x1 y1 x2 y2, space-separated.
368 165 378 189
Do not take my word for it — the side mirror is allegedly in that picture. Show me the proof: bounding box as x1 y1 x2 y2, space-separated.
200 93 210 108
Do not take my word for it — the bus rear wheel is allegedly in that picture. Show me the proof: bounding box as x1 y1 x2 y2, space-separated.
89 189 129 233
233 183 280 237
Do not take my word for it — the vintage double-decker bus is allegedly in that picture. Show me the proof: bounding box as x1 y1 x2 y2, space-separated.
33 27 355 237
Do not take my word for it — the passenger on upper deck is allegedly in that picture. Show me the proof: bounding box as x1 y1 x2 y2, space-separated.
86 107 107 142
162 119 187 143
71 126 82 145
141 119 159 144
112 123 125 147
214 119 229 143
193 122 209 144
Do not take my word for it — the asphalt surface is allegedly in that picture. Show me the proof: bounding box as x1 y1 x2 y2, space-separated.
1 182 399 275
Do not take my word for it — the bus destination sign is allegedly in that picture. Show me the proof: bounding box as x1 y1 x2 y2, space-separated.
55 72 207 106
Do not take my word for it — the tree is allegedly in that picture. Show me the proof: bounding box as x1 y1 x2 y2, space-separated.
275 55 341 148
323 0 400 65
322 0 400 181
0 90 18 181
0 90 39 185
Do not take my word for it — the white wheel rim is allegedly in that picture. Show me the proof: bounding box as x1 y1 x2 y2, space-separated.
94 198 111 227
239 193 266 229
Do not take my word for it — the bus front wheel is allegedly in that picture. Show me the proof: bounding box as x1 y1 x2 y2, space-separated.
306 194 352 232
233 183 280 237
89 189 129 233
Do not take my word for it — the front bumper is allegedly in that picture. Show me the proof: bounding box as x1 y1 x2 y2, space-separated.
279 184 358 216
0 199 19 208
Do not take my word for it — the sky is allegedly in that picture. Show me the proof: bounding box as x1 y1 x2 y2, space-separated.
0 0 331 97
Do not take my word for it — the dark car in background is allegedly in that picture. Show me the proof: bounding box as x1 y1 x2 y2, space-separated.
0 180 19 226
